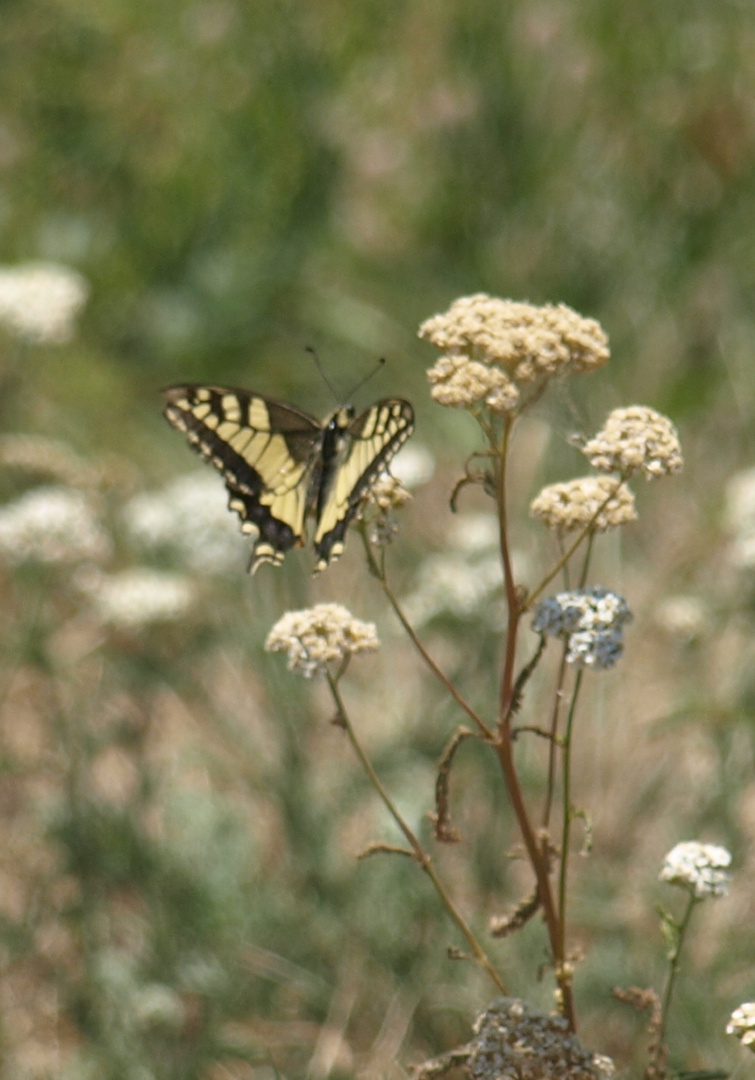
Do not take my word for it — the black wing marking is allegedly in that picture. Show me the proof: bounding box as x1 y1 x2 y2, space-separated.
313 399 414 571
163 385 321 569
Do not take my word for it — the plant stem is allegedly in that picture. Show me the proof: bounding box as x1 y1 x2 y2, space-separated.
325 672 508 995
360 533 493 740
556 668 584 964
652 893 697 1075
493 419 576 1030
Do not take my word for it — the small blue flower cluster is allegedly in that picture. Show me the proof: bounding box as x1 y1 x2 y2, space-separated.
532 587 633 670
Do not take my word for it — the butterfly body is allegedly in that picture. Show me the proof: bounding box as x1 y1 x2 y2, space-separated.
163 384 414 573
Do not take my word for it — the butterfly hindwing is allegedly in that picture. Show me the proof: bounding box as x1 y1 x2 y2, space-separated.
163 384 414 573
312 400 415 571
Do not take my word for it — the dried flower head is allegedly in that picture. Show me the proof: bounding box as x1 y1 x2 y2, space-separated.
582 406 683 480
265 603 380 678
727 1002 755 1051
78 567 196 629
366 473 412 546
420 295 609 405
532 587 633 670
0 486 111 565
660 841 732 900
530 476 637 533
0 261 89 344
415 997 615 1080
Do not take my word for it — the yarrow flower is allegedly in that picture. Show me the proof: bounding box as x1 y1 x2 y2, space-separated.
727 1002 755 1051
0 261 89 344
0 434 96 487
659 841 732 900
77 567 196 629
124 472 244 575
532 587 633 670
582 406 683 480
0 486 111 565
426 355 520 413
530 476 637 533
366 473 412 546
265 603 380 678
420 295 609 414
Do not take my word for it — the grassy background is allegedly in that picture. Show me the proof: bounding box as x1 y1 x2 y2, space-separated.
1 0 755 1076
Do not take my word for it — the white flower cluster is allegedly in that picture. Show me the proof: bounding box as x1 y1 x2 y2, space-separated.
402 513 504 626
265 603 380 678
0 262 89 344
78 567 196 629
532 587 633 670
727 1002 755 1051
724 466 755 570
582 406 683 480
124 472 244 574
0 486 111 565
659 841 732 900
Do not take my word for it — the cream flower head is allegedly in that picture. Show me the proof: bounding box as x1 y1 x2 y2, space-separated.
582 406 683 480
265 603 380 678
420 294 609 414
530 476 637 533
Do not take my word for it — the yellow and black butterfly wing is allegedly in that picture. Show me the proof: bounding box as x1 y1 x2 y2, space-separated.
163 385 322 571
312 399 414 572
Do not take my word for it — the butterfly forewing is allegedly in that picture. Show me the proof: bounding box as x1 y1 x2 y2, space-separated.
312 400 415 571
163 384 414 573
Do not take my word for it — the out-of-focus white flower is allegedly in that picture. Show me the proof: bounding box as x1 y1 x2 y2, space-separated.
727 1002 755 1051
653 595 707 641
0 262 89 344
78 567 195 629
0 434 96 487
724 467 755 570
0 486 111 564
660 841 732 900
265 603 379 678
390 443 435 489
124 472 244 574
402 512 504 626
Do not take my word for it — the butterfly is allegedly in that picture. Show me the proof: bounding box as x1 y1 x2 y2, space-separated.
162 384 414 573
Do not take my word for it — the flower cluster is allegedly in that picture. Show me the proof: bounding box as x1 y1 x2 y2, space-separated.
0 486 111 565
582 406 683 480
78 568 196 630
532 588 633 670
530 476 637 534
422 997 616 1080
0 261 89 344
124 472 244 575
659 841 732 900
727 1002 755 1052
724 465 755 570
366 473 412 546
265 603 380 678
0 434 96 487
420 295 608 414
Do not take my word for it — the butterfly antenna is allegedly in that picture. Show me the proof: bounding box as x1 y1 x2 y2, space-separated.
345 357 386 402
305 345 342 405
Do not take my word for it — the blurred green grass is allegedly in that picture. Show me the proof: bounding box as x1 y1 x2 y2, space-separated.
1 0 755 1076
